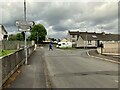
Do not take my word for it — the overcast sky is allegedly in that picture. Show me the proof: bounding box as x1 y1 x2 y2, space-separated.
0 0 119 38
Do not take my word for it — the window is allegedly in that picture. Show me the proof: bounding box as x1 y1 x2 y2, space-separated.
92 35 97 38
58 44 61 46
88 40 91 43
62 43 65 45
72 35 75 38
88 40 92 45
72 40 75 42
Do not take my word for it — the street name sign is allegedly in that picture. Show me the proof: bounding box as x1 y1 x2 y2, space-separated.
16 20 34 26
16 20 34 32
18 26 31 32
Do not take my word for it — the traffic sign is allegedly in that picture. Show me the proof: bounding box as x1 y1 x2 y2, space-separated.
18 26 31 32
16 20 34 26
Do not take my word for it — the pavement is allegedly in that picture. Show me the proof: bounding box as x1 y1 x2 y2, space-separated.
88 50 120 64
8 47 47 88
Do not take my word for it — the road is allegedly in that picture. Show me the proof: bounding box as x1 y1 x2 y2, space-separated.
43 47 118 88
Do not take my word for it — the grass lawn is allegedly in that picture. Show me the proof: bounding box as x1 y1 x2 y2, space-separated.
0 50 16 57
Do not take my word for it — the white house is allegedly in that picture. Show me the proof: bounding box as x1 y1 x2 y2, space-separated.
0 25 8 41
56 41 72 48
56 38 72 48
68 31 120 48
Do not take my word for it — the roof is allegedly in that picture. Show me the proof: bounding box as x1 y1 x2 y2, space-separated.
68 31 80 35
61 38 68 42
0 24 8 34
68 31 120 41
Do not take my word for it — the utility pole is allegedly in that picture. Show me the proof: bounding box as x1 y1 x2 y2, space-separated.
16 0 34 65
86 31 87 49
24 0 26 21
85 27 87 49
100 25 103 33
24 0 27 65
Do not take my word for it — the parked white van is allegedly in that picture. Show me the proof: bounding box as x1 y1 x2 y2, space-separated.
56 42 72 48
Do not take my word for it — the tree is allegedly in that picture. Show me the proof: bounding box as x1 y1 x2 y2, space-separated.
8 33 24 41
21 32 25 40
8 34 17 41
29 24 47 43
48 38 56 42
16 33 24 41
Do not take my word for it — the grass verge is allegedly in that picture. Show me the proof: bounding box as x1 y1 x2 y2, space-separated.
0 50 15 57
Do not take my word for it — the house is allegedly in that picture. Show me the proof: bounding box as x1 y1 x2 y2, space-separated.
56 41 72 48
0 25 8 41
68 31 120 48
61 38 69 42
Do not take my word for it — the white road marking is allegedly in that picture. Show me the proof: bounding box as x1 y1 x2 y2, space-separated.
87 51 120 64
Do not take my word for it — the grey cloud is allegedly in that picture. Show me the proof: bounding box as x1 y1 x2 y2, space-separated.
0 1 118 38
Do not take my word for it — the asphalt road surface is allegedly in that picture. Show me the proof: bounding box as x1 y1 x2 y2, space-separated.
43 47 118 88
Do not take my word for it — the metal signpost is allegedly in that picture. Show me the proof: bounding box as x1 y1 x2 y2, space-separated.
15 0 34 65
16 20 33 64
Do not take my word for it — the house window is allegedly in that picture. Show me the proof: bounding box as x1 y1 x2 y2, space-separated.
88 40 92 45
72 35 75 38
72 40 75 42
62 43 65 45
58 44 61 46
88 40 91 43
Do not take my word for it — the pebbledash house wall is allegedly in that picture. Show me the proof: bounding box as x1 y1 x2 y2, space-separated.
76 36 97 48
68 33 97 48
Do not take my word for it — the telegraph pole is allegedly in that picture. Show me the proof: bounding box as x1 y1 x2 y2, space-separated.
16 0 34 65
24 0 27 65
85 26 87 49
24 0 26 21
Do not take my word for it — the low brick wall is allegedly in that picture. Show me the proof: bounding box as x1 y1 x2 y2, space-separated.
0 45 35 89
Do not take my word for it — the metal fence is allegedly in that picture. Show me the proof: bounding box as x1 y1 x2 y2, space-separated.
0 45 35 89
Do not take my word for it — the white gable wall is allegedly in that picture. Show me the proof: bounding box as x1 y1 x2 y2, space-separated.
76 36 84 47
0 25 7 41
0 27 4 41
76 36 97 48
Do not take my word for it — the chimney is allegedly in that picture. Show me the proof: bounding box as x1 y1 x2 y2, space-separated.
101 32 105 35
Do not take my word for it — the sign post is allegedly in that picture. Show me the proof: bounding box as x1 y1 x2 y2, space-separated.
16 20 34 65
15 0 34 65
